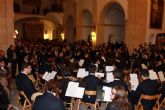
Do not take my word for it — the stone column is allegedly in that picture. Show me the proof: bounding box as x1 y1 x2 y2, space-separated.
0 0 14 52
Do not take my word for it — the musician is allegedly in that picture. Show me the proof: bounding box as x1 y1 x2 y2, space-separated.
106 86 132 110
129 69 160 110
82 64 102 103
33 79 65 110
0 60 10 96
15 63 36 101
106 70 128 91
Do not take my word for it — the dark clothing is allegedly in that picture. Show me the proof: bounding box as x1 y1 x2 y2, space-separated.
7 48 17 78
106 79 128 91
130 78 160 110
60 77 71 102
33 92 65 110
15 73 36 100
82 74 102 103
106 102 132 110
0 84 9 110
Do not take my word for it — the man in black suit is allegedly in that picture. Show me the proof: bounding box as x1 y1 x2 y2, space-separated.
15 63 36 100
106 70 128 91
82 64 102 103
130 69 160 110
33 79 65 110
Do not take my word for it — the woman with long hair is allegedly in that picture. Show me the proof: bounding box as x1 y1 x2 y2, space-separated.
106 86 131 110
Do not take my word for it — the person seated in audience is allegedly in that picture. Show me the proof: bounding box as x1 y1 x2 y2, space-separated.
0 83 18 110
82 64 102 103
59 67 72 103
106 86 132 110
106 70 128 91
15 63 36 101
33 79 65 110
130 69 161 110
0 59 10 96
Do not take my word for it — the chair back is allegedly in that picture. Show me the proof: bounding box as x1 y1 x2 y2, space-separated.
136 94 160 110
18 91 32 110
160 98 165 108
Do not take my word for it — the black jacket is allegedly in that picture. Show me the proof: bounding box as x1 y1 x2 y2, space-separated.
33 92 65 110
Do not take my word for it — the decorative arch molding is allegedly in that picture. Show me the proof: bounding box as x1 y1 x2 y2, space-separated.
78 9 93 26
98 0 128 22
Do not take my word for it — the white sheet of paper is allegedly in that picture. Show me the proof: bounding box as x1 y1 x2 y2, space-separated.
149 70 158 80
65 82 79 97
106 72 114 83
141 64 148 69
130 74 138 81
70 58 74 63
42 72 49 80
130 74 139 91
85 71 89 76
45 73 50 81
103 86 112 102
74 87 85 98
158 71 165 82
79 59 84 67
101 56 106 62
77 68 88 78
95 72 104 78
105 66 114 72
49 71 57 80
65 82 85 98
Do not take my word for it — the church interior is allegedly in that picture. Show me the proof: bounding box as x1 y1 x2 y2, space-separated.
0 0 165 110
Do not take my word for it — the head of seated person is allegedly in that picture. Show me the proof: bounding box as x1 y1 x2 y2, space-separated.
89 64 96 74
108 86 131 110
21 63 32 75
46 79 61 96
113 70 124 80
140 69 149 80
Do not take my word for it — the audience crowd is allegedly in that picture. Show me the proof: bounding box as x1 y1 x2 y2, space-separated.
0 39 165 110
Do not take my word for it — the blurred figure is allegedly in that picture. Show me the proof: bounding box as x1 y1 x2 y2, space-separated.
106 86 131 110
33 79 65 110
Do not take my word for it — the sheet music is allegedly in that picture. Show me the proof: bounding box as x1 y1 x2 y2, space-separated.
42 71 57 81
158 71 165 82
149 70 158 80
106 72 114 83
105 66 114 72
42 71 49 80
77 68 88 78
101 56 106 62
141 64 148 69
74 87 85 98
103 86 112 102
130 74 139 91
79 59 84 67
65 82 85 98
95 72 104 78
70 58 74 63
49 71 57 80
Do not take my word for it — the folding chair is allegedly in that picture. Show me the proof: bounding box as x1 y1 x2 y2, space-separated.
160 98 165 108
77 90 100 110
136 94 160 110
17 91 32 110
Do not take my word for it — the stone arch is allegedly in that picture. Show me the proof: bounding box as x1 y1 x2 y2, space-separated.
14 17 56 40
99 2 125 43
79 9 93 40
